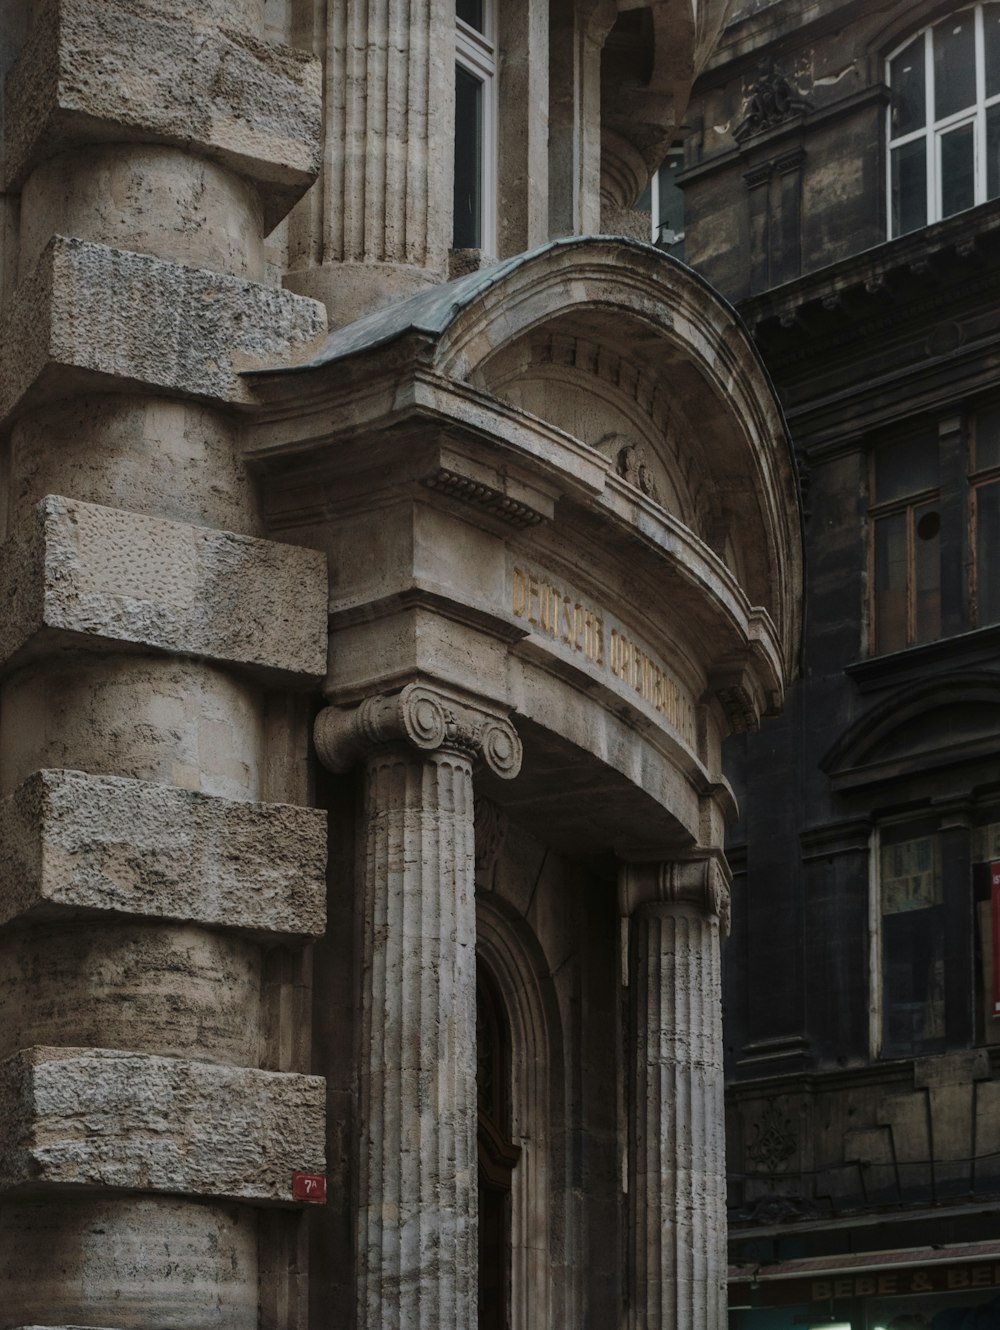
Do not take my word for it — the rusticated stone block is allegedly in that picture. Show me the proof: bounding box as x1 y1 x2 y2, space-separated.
5 0 322 225
0 236 326 422
0 495 328 681
0 769 326 937
0 1048 326 1204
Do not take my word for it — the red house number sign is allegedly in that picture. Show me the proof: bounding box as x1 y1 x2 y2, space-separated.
992 863 1000 1016
293 1171 327 1204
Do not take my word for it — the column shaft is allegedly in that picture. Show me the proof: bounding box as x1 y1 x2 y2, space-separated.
629 904 726 1330
358 746 478 1330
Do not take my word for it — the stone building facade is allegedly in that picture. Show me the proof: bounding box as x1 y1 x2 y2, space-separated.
0 2 802 1327
677 2 1000 1327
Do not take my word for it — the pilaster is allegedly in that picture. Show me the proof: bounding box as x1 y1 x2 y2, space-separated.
315 684 521 1329
619 855 731 1330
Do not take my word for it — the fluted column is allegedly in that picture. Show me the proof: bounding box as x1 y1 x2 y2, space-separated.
619 856 731 1330
315 683 521 1329
285 0 453 324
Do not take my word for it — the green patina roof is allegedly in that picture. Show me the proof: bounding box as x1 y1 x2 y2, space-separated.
264 235 689 373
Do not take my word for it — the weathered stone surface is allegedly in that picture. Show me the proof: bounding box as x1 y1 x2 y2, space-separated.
0 768 326 937
0 920 265 1067
1 1195 258 1329
0 495 328 681
0 236 327 423
0 1048 325 1204
5 0 322 223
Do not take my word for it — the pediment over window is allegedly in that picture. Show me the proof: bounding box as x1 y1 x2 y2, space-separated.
822 673 1000 791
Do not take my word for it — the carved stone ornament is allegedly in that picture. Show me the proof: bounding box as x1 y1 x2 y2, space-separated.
745 1098 797 1175
618 855 732 932
614 440 661 504
734 68 811 144
314 683 523 779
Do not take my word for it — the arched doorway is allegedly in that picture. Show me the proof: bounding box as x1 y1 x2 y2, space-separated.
477 968 521 1330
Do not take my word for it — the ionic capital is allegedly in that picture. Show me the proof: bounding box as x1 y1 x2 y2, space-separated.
314 683 522 780
618 854 732 931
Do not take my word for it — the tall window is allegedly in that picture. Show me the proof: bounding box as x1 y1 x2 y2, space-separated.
454 0 497 252
869 430 941 654
878 820 946 1058
887 4 1000 237
971 402 1000 625
637 149 686 257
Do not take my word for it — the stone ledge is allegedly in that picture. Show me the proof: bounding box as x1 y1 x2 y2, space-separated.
1 236 326 424
0 495 328 682
0 1048 326 1205
5 0 322 226
1 769 327 938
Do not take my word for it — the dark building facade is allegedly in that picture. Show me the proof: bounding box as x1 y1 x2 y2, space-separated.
679 2 1000 1327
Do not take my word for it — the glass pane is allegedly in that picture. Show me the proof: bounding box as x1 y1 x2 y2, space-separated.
988 103 1000 199
880 833 944 1058
934 14 977 119
453 65 483 248
874 433 938 502
986 2 1000 98
874 511 909 654
890 36 927 138
891 139 927 236
913 501 942 644
940 121 976 217
976 479 1000 625
656 153 685 250
456 0 483 32
975 403 1000 471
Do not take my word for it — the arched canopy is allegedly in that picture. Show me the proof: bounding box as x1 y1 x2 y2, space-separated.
264 236 802 680
248 236 803 853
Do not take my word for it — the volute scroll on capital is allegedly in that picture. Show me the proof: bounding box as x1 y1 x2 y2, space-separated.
618 855 732 933
314 683 523 780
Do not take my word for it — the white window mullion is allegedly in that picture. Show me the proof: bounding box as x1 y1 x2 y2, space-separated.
926 26 937 224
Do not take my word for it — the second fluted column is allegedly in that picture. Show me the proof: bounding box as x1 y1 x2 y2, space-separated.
619 857 731 1330
315 683 521 1330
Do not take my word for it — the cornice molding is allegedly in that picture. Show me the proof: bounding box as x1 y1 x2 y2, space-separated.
314 682 522 779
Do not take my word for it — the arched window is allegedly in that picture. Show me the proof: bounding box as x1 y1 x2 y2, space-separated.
887 4 1000 236
454 0 497 252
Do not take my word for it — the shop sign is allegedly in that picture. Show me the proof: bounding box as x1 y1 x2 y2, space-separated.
731 1259 1000 1308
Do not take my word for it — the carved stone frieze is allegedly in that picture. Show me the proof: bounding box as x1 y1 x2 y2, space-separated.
314 682 523 779
618 854 732 931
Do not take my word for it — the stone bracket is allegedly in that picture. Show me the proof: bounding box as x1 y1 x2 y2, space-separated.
0 768 327 938
0 1047 325 1206
1 236 327 426
5 0 322 226
315 682 522 779
618 852 732 930
0 494 328 683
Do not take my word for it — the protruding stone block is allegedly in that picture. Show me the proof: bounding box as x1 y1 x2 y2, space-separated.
5 0 322 226
0 769 327 937
1 236 326 422
0 495 328 681
0 1048 326 1205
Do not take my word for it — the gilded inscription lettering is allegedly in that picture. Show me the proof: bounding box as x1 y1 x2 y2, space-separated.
512 566 692 738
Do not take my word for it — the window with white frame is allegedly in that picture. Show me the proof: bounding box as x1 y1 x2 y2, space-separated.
453 0 497 252
636 149 686 256
887 4 1000 237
